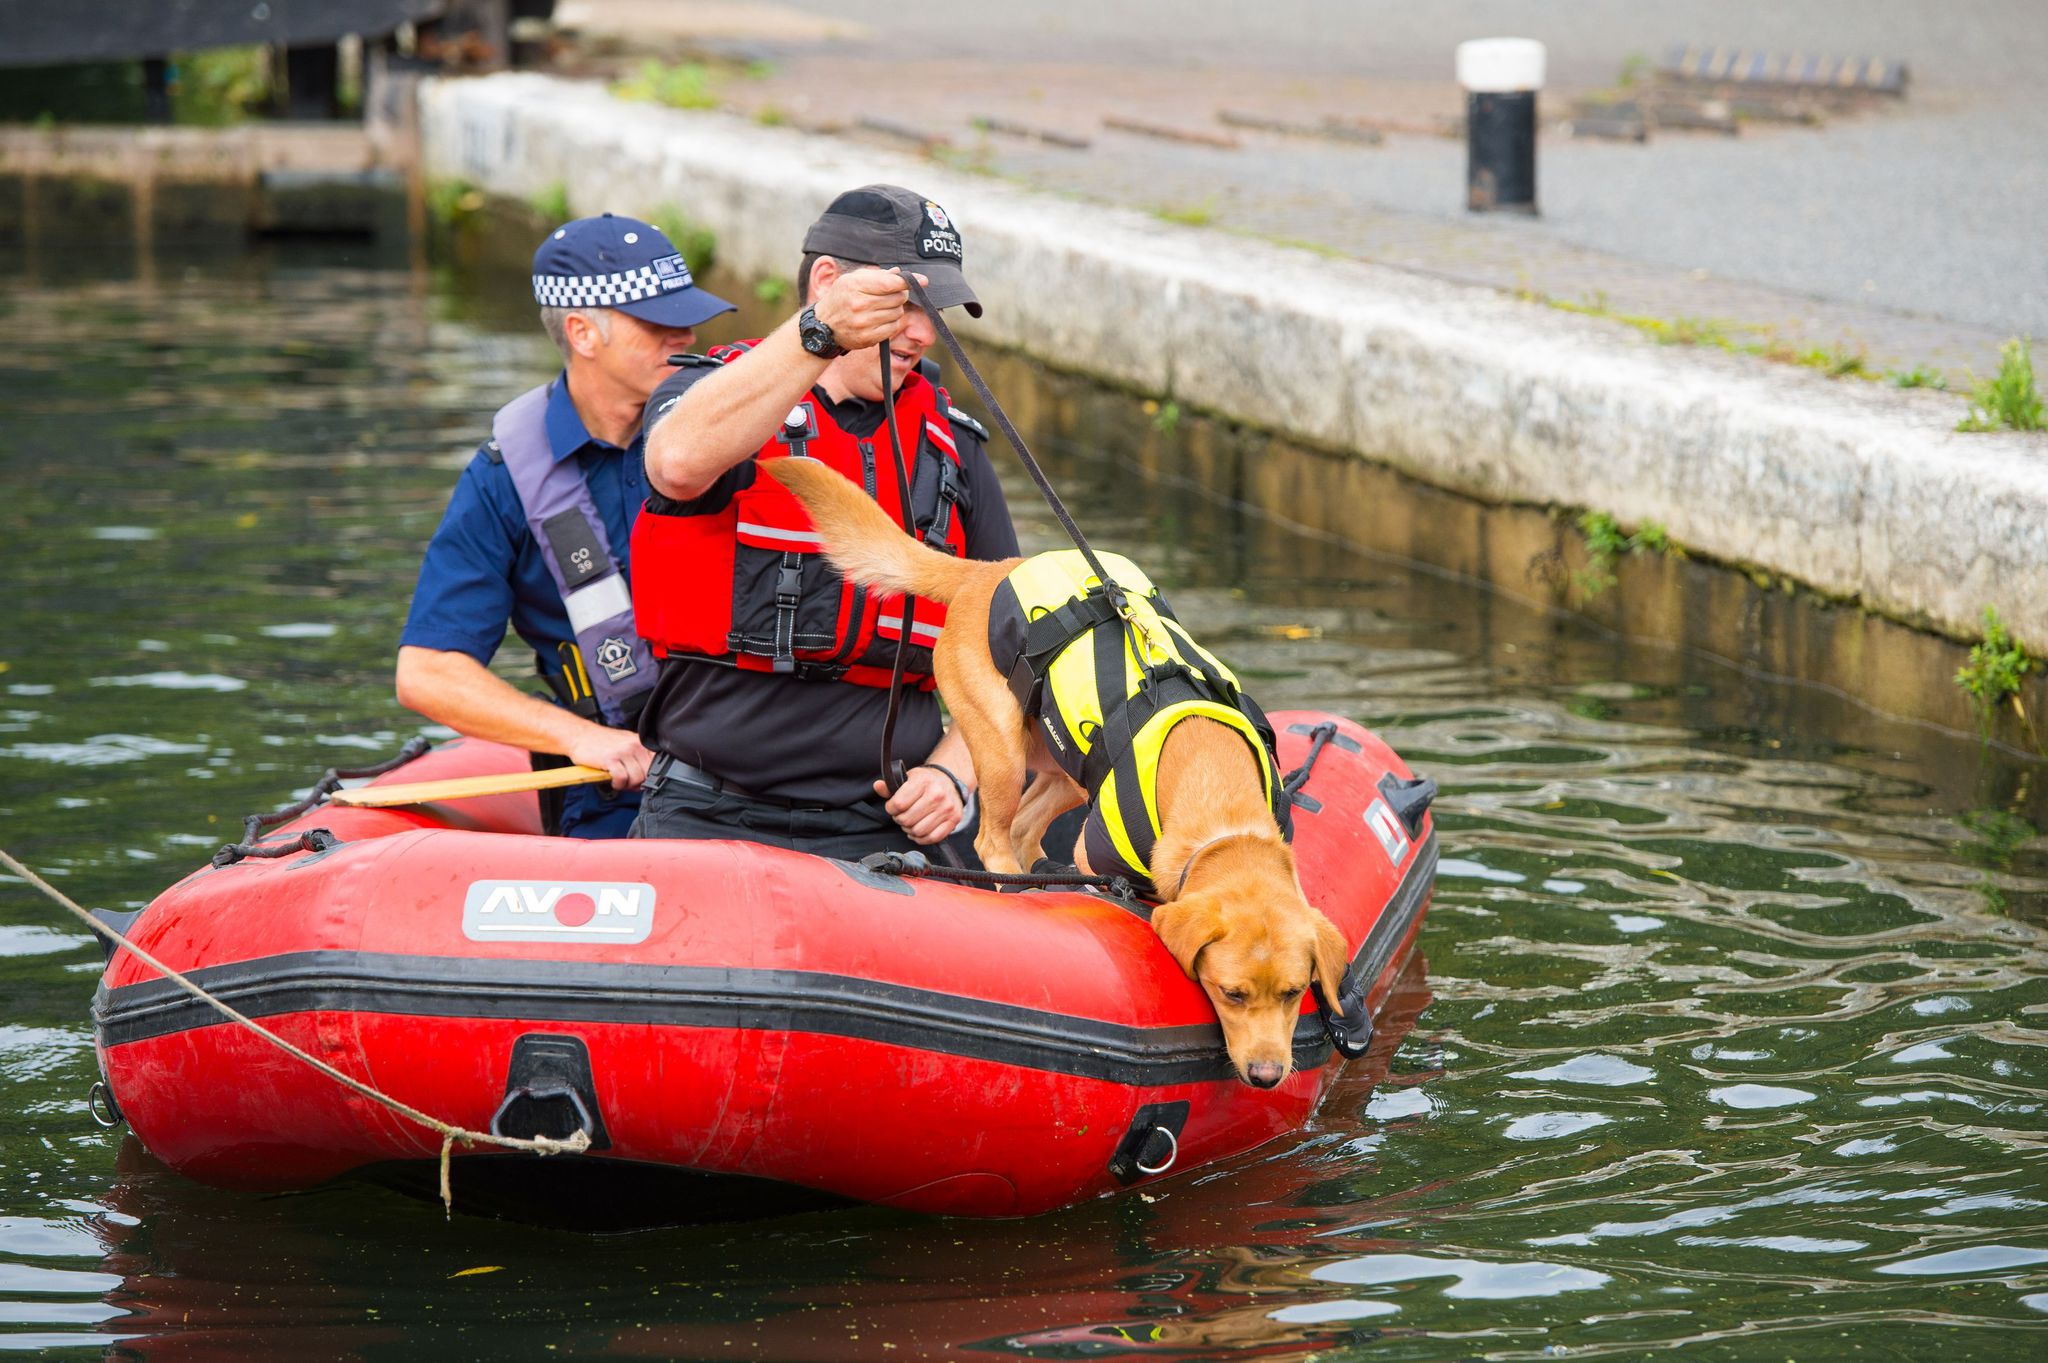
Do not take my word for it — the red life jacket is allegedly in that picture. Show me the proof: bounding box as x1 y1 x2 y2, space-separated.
632 343 971 689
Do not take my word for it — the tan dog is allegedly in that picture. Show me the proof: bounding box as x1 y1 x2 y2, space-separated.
764 457 1351 1088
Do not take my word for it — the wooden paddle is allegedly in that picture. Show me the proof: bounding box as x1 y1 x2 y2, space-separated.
329 765 612 808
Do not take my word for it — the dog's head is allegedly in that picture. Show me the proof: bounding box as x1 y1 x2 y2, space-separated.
1151 859 1352 1089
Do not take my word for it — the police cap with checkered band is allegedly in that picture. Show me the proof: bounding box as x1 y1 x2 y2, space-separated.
801 184 982 317
532 213 735 327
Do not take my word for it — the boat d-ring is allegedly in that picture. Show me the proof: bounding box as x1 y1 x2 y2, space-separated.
1109 1100 1190 1184
87 1080 125 1129
1134 1124 1179 1175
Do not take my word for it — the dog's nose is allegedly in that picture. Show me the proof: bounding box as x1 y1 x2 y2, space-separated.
1245 1061 1285 1088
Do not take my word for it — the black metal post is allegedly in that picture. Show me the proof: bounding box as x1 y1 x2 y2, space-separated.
1457 38 1545 215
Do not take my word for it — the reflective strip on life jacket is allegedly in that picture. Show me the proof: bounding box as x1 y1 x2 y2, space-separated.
734 522 824 549
876 612 945 646
492 381 656 727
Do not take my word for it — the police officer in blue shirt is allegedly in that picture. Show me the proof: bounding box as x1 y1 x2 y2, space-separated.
397 214 735 838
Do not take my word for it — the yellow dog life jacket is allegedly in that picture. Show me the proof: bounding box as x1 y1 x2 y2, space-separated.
986 549 1287 896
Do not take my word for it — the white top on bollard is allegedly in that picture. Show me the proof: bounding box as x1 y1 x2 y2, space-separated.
1456 38 1547 94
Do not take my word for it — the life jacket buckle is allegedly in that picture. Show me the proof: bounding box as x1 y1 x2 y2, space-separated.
774 564 803 606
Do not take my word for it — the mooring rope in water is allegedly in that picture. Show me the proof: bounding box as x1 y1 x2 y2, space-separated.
0 845 590 1216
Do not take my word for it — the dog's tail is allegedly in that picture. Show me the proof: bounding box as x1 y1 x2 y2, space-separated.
761 456 974 603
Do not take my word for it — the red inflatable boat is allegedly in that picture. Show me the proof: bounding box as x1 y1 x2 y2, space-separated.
90 712 1435 1218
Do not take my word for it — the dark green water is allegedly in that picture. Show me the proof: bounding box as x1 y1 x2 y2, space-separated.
2 240 2045 1361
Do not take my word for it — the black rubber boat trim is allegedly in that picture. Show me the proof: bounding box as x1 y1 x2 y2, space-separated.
95 833 1434 1086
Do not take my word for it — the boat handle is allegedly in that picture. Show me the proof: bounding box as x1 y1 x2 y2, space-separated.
489 1082 595 1144
1134 1125 1179 1175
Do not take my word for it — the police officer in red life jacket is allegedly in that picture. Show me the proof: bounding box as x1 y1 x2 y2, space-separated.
631 184 1019 856
397 214 735 838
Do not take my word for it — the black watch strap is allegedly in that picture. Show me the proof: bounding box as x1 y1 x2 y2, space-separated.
798 306 845 359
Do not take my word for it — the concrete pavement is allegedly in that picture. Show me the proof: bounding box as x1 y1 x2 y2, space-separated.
418 73 2048 656
555 0 2047 382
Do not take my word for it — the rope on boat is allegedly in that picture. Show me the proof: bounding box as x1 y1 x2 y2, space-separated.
0 845 590 1216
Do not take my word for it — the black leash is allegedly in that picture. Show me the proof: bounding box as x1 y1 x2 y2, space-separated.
905 277 1135 615
905 275 1158 683
875 337 966 869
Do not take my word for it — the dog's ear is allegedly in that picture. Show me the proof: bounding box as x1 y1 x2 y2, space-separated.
1311 913 1352 1016
1151 893 1227 979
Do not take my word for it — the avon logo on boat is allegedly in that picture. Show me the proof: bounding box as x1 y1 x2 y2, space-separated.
462 880 656 944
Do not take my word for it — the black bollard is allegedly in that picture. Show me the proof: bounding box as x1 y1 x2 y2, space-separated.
1457 38 1545 215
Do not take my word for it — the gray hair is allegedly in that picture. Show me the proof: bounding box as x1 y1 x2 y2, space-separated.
538 305 614 359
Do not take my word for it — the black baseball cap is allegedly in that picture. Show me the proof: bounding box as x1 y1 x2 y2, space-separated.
801 185 982 318
532 213 735 328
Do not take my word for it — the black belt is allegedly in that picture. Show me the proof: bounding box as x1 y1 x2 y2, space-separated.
646 754 889 817
646 753 772 801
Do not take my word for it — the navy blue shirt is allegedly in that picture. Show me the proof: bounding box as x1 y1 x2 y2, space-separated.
401 373 644 836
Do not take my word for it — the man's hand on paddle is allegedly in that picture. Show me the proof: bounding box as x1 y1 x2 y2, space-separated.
812 267 930 350
567 726 654 791
876 765 964 845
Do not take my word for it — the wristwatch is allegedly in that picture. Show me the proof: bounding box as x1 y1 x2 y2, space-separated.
797 306 845 359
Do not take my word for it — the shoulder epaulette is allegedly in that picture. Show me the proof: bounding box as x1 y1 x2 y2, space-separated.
946 405 990 441
481 438 505 466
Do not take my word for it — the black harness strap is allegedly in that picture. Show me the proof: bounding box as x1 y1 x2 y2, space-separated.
1080 668 1212 796
1006 588 1123 712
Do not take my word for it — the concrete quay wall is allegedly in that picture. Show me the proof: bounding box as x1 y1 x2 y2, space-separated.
419 74 2048 653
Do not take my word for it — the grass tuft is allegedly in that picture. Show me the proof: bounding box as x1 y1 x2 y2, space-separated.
1954 606 2036 733
1574 512 1676 599
1887 365 1947 390
1154 200 1217 228
613 60 721 110
1957 338 2044 432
